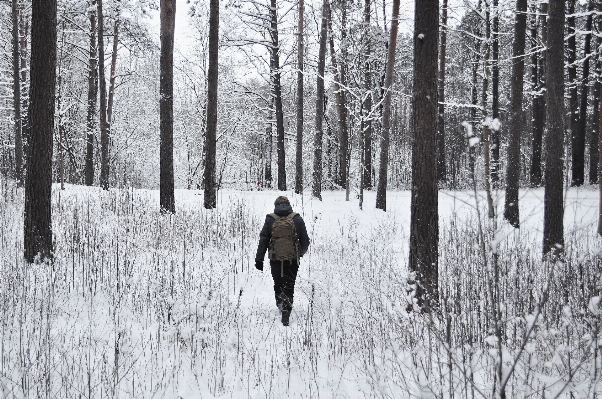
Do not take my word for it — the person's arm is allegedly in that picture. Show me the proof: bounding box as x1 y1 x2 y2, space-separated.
294 215 310 257
255 216 273 262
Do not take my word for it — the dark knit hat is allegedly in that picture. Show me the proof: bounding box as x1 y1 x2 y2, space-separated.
274 196 290 206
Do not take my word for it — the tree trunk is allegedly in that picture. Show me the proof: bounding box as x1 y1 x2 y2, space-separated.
436 0 447 184
159 0 175 213
24 0 56 263
503 0 527 228
204 0 219 208
362 0 372 190
327 2 348 190
98 0 110 190
375 0 400 211
482 6 494 219
19 9 29 154
269 0 286 192
340 3 349 192
591 1 602 185
312 0 328 200
543 0 564 257
491 0 500 186
107 8 120 126
568 0 581 187
12 0 23 186
576 0 594 186
409 0 439 311
294 0 304 194
85 1 97 187
530 2 547 187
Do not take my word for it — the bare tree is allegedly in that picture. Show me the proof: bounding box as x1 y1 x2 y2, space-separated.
294 0 304 194
107 5 120 126
204 0 219 208
362 0 373 190
98 0 110 190
24 0 57 263
491 0 500 186
312 0 328 200
408 0 438 311
160 0 176 213
543 0 564 257
436 0 447 184
503 0 527 228
592 1 602 185
567 0 580 187
12 0 24 186
269 0 286 191
375 0 400 211
529 2 547 187
85 1 97 186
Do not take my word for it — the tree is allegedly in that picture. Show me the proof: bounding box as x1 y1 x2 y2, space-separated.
503 0 527 228
592 1 602 185
567 0 580 187
24 0 57 262
490 0 500 186
375 0 400 211
529 2 547 187
408 0 438 310
436 0 447 184
85 1 97 187
203 0 219 209
159 0 176 213
542 0 564 257
294 0 304 194
107 5 120 126
312 0 328 200
269 0 286 191
362 0 372 191
98 0 110 190
12 0 24 186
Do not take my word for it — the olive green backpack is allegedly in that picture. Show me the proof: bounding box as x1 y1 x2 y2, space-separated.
268 212 299 263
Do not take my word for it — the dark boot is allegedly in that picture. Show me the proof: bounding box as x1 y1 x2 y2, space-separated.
281 310 290 326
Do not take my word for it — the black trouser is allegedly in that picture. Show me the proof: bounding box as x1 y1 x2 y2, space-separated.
269 260 299 313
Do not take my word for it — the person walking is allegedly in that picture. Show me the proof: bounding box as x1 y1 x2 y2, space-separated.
255 196 310 326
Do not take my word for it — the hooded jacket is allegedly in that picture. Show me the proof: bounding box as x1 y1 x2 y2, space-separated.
255 203 310 263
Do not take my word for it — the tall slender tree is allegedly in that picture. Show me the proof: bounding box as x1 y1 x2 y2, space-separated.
159 0 176 213
530 2 546 187
294 0 304 194
269 0 286 191
24 0 57 263
567 0 580 187
375 0 400 211
12 0 23 186
491 0 500 185
409 0 438 311
503 0 528 228
591 1 602 185
85 2 97 187
362 0 373 190
204 0 219 208
312 0 328 200
436 0 447 183
543 0 564 257
107 6 120 126
98 0 110 190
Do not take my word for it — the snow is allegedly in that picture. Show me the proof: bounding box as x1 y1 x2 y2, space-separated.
0 183 601 398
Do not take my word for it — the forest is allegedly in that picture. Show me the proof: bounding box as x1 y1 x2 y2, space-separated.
0 0 601 397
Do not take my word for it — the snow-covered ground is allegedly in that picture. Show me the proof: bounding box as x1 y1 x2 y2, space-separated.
0 183 600 398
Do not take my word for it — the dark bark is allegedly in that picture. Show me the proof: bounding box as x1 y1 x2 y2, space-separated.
543 0 565 257
503 0 527 228
340 4 349 191
98 0 110 190
160 0 175 213
436 0 447 183
409 0 439 311
294 0 304 194
375 0 399 211
530 2 547 187
107 9 120 126
85 1 97 187
19 10 28 152
269 0 286 191
576 0 594 187
204 0 219 208
12 0 23 186
567 0 581 186
327 2 348 190
491 0 500 186
362 0 372 190
592 1 602 185
312 0 328 200
24 0 56 263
